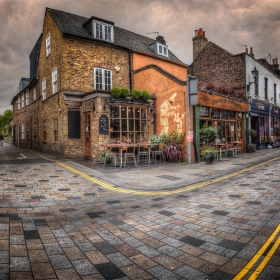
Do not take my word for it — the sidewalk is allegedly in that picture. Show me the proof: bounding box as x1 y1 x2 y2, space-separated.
67 148 280 191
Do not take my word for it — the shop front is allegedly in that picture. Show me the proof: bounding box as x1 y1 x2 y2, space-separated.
197 90 249 152
271 106 280 142
250 101 270 149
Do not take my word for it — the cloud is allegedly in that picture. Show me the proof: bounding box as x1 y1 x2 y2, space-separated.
0 0 279 114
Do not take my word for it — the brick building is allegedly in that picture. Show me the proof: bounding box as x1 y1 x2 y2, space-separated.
189 28 280 150
11 8 189 161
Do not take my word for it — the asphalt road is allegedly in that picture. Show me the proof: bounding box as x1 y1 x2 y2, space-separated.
0 143 279 280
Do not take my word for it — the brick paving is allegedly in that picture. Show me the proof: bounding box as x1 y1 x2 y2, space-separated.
0 143 280 279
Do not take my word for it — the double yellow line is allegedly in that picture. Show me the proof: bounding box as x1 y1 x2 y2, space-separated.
29 150 280 196
233 224 280 280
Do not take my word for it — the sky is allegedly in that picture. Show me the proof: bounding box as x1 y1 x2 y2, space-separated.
1 0 280 115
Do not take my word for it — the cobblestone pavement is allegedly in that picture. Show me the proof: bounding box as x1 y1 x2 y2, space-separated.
0 143 280 279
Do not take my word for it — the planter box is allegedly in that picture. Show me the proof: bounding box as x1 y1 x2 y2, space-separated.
247 143 256 153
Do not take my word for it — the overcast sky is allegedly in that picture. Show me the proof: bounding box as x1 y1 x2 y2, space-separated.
1 0 280 115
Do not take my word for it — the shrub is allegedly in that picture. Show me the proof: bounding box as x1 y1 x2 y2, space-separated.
142 90 150 100
110 87 121 97
200 124 218 144
247 129 257 137
131 89 142 99
120 88 130 98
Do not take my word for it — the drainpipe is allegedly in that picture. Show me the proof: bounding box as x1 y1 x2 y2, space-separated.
129 49 133 92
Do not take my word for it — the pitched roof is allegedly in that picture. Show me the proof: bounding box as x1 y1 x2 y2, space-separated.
47 8 184 65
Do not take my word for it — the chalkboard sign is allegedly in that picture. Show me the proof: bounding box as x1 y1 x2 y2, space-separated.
99 115 109 135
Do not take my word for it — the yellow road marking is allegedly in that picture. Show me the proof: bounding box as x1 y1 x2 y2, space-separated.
29 150 280 196
233 224 280 280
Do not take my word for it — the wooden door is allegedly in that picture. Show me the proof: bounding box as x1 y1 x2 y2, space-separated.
84 114 91 159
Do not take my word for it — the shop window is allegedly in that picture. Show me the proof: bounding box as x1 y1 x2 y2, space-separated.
211 109 219 119
94 68 112 91
54 118 58 142
68 111 81 138
237 120 242 141
43 120 47 142
229 111 235 120
85 115 90 139
226 122 235 143
110 105 148 144
199 107 209 117
221 110 228 120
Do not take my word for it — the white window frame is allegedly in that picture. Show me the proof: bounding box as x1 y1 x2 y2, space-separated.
93 20 114 42
26 90 29 106
22 124 25 140
52 68 58 94
42 79 46 101
94 68 112 91
33 88 37 101
21 94 24 108
18 97 20 109
157 42 168 58
46 33 51 57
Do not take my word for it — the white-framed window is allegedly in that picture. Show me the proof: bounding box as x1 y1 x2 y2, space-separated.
52 68 58 94
157 42 168 57
22 124 25 140
46 34 51 57
93 21 114 42
18 97 20 110
42 79 46 101
94 68 112 91
26 90 29 106
33 88 37 101
21 94 24 108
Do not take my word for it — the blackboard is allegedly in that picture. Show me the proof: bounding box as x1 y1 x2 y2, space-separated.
99 115 109 135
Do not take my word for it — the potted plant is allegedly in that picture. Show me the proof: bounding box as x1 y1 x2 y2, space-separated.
247 129 257 153
202 147 216 164
99 149 112 163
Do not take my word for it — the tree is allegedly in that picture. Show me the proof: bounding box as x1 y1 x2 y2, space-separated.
0 109 13 134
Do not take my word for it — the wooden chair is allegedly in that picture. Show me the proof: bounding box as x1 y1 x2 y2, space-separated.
152 143 165 164
227 143 236 158
236 142 242 156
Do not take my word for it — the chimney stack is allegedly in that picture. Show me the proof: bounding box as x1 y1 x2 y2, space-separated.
192 28 208 60
249 47 254 58
272 57 279 70
156 35 166 45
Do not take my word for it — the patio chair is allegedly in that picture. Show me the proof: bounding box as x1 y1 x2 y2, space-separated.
137 143 149 163
152 143 165 164
103 146 119 167
122 145 137 167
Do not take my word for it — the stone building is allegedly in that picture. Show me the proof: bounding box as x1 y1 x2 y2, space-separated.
11 8 189 161
189 28 280 149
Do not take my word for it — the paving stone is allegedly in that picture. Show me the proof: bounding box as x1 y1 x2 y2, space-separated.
28 250 49 263
95 242 118 255
218 239 246 251
57 237 76 248
85 250 109 265
136 245 162 258
95 262 127 279
9 271 33 280
179 235 205 247
158 245 184 258
161 237 185 248
49 255 72 269
208 269 234 280
129 254 157 269
121 264 153 280
147 265 180 280
44 243 64 255
176 252 207 269
106 252 133 267
174 264 207 279
72 259 98 276
24 230 40 239
0 251 9 263
55 268 81 280
10 235 25 245
153 254 183 270
220 257 247 275
31 262 56 279
235 245 259 260
199 261 221 275
122 236 145 248
10 257 30 271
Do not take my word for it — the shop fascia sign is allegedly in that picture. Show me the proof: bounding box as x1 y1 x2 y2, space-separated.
272 107 280 115
211 97 242 110
256 103 265 111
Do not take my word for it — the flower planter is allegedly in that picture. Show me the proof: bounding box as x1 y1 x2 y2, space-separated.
247 143 256 153
204 152 215 164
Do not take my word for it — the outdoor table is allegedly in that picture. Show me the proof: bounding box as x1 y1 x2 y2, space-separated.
138 143 157 164
231 141 242 157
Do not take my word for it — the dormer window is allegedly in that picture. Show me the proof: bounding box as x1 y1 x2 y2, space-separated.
93 20 114 42
148 42 169 58
158 43 168 57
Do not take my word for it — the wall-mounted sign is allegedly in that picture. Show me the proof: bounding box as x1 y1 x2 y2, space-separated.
99 115 109 135
272 107 280 115
256 103 265 111
187 131 194 142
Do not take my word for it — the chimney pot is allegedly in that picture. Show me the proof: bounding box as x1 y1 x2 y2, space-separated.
198 28 203 36
250 47 253 54
203 31 205 37
195 30 198 36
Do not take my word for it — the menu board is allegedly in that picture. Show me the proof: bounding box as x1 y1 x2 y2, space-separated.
99 115 109 135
